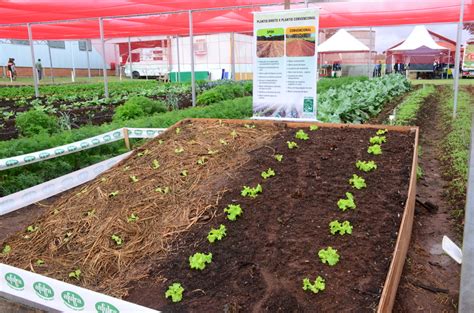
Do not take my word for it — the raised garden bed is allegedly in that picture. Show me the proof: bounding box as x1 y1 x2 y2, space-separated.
0 118 418 312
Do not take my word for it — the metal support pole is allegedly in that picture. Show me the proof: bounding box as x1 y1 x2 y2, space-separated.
99 18 109 98
230 32 236 80
27 24 39 97
368 27 373 78
128 37 133 79
189 10 196 107
284 0 290 9
176 35 181 82
459 112 474 311
453 0 465 118
47 42 54 83
86 40 91 79
71 41 76 82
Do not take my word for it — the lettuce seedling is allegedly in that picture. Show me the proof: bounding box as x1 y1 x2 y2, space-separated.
27 225 39 233
302 276 325 294
175 147 184 154
152 159 160 169
109 191 119 197
356 160 377 172
175 127 181 134
155 186 170 194
261 168 276 180
241 184 263 198
220 139 228 145
244 124 255 129
287 141 298 149
197 156 208 165
224 204 243 221
274 154 283 162
376 129 388 135
337 192 356 211
349 174 367 189
2 244 11 255
127 213 138 223
208 149 219 155
165 282 184 303
309 125 319 131
35 259 45 266
189 252 213 270
295 129 309 140
207 224 227 243
329 220 353 235
369 136 386 145
318 247 340 266
158 139 164 144
111 234 123 246
368 144 382 155
230 130 238 139
129 175 139 183
137 149 150 157
68 269 81 280
180 170 188 177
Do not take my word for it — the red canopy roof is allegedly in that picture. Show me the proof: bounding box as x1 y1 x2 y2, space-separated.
0 0 472 40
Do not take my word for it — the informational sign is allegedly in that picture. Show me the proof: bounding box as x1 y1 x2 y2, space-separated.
463 42 474 70
253 8 319 120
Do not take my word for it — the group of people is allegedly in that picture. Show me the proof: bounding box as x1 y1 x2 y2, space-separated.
6 58 43 81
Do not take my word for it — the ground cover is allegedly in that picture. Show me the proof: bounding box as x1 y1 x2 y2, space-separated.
0 119 416 312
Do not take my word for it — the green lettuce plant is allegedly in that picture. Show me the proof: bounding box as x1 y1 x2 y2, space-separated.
349 174 366 189
165 283 184 303
224 204 243 221
329 220 353 235
356 160 377 172
207 224 227 243
302 276 325 294
189 252 212 270
337 192 356 211
318 247 340 266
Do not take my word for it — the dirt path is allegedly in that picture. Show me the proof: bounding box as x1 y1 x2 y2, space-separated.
394 86 461 312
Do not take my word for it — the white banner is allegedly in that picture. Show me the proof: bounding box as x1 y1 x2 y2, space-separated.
0 152 132 216
0 128 166 171
0 263 159 313
253 8 319 120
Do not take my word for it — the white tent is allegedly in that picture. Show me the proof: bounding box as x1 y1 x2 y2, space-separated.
318 29 370 53
390 25 448 53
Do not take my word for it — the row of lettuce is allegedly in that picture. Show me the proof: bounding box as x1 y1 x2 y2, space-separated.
1 74 411 196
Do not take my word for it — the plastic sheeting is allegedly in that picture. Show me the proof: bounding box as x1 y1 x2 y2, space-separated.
0 1 472 40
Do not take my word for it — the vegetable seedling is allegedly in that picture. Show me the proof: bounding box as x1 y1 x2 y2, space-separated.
261 168 276 180
189 252 213 270
35 259 45 266
274 154 283 162
208 149 219 155
329 220 353 235
27 225 38 233
111 234 123 246
302 276 325 294
356 160 377 172
318 247 340 266
127 213 139 223
376 129 388 135
109 191 119 197
369 136 386 145
309 125 319 131
129 175 139 183
155 186 170 194
337 192 356 211
295 129 309 140
137 149 149 157
68 269 81 280
158 140 164 145
287 141 298 149
152 159 160 169
175 147 184 154
165 283 184 303
123 166 130 172
349 174 367 189
241 184 263 198
175 127 181 134
224 204 243 221
244 124 255 129
368 144 382 155
2 244 11 254
180 170 188 177
230 130 238 139
207 225 227 243
220 139 228 146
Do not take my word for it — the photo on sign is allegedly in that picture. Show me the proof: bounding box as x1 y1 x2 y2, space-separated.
256 28 284 58
286 26 316 57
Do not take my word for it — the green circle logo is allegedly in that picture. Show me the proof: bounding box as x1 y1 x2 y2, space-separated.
5 273 24 290
95 301 120 313
61 291 85 310
33 282 54 300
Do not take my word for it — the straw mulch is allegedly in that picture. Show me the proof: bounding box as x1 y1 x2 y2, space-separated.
0 119 280 298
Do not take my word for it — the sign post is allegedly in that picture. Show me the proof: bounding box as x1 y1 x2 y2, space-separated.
252 8 319 121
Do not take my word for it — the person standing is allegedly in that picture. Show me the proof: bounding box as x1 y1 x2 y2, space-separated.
7 58 16 81
35 58 43 80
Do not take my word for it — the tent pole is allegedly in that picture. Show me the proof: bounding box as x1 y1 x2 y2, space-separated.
71 41 76 82
231 32 236 80
27 23 40 97
128 37 133 79
176 35 181 82
86 40 91 80
47 41 54 84
368 27 373 79
99 18 109 98
453 0 465 119
189 10 196 107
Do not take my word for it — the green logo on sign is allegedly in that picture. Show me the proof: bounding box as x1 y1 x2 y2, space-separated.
92 139 100 145
80 142 90 148
134 130 143 135
39 152 50 159
61 291 85 311
5 273 24 290
112 131 121 138
95 301 120 313
54 148 65 155
6 159 19 167
33 282 54 300
24 155 36 162
102 135 111 142
146 130 155 136
68 146 78 152
303 97 314 113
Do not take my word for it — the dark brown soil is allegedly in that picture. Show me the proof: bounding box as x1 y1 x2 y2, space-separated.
126 125 415 312
393 86 460 312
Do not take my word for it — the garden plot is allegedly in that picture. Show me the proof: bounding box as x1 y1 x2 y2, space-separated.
0 119 417 312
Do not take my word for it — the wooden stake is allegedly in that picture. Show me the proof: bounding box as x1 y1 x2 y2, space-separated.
123 128 131 150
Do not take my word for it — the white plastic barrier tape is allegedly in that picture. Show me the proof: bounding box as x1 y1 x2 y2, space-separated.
0 152 132 216
0 263 159 313
0 128 166 171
